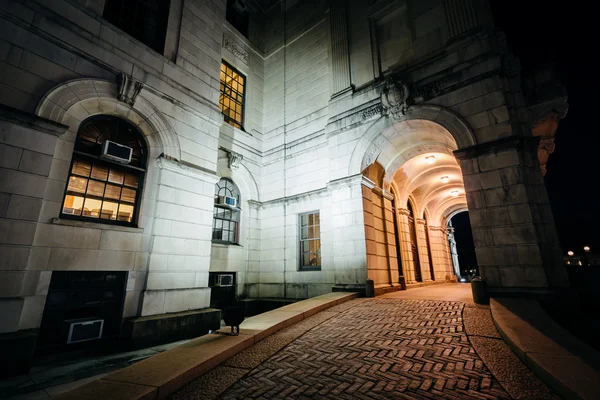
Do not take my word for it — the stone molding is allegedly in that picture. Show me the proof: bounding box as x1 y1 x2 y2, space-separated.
0 104 68 136
117 73 144 107
157 156 220 184
397 208 411 217
453 134 539 160
223 34 249 64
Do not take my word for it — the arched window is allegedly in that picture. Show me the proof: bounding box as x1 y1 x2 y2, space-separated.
212 178 241 244
61 116 147 226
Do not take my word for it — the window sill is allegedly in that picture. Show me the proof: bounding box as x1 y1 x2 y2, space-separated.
299 267 322 272
51 218 144 233
211 241 242 247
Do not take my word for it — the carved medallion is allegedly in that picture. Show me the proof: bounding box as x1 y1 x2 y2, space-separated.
381 76 410 118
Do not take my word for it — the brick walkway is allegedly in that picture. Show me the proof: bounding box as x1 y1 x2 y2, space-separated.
221 298 510 399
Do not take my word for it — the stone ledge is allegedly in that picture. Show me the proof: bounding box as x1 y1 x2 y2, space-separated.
54 292 358 400
490 298 600 400
0 104 69 136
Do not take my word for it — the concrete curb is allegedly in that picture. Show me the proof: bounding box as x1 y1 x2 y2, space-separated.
54 292 359 400
490 298 600 400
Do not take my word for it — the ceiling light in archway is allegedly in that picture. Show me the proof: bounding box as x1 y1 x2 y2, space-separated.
450 190 459 197
440 176 450 184
425 155 436 164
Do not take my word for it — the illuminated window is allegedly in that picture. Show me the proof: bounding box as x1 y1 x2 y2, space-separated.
299 212 321 271
103 0 171 54
61 116 146 226
219 61 246 130
213 178 241 244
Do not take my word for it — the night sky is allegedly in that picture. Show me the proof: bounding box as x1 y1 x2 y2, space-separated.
453 2 599 263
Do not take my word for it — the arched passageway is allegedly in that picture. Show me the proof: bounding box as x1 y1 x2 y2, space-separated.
360 115 469 291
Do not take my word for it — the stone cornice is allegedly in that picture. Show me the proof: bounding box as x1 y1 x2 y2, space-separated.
0 104 68 136
157 155 219 183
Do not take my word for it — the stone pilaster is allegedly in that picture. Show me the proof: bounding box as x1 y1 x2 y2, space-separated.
415 219 433 281
329 0 352 96
455 135 568 295
428 225 454 282
397 208 418 284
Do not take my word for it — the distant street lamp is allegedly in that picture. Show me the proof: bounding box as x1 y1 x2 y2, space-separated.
584 246 591 266
567 250 574 265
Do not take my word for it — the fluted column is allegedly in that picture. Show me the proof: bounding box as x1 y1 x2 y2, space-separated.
329 0 352 95
444 0 493 40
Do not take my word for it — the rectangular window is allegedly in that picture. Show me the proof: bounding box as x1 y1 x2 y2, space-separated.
61 156 142 225
299 211 321 271
103 0 171 54
219 61 246 130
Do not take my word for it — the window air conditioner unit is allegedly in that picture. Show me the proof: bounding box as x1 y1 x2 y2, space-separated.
64 318 104 344
101 140 133 164
217 196 237 208
215 274 234 287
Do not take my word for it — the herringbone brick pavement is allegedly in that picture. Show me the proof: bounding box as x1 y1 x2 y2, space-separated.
221 299 510 399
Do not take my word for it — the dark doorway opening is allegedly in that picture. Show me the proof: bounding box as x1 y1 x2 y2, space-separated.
449 212 478 279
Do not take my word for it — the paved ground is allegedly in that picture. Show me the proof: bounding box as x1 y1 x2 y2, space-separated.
173 284 557 400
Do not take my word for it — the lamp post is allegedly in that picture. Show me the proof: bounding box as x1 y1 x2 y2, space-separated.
584 246 591 266
567 250 574 265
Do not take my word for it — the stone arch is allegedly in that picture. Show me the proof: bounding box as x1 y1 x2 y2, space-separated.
349 104 476 176
36 78 180 160
443 206 470 227
216 162 260 203
434 200 469 227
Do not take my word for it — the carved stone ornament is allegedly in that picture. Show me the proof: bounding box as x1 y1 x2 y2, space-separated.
117 73 143 107
360 104 383 121
381 77 410 119
228 150 243 170
223 34 249 64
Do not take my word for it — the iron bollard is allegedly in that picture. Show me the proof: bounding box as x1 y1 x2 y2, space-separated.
366 279 375 298
471 277 487 304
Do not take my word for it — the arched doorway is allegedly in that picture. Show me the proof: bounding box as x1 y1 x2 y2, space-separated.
407 201 422 282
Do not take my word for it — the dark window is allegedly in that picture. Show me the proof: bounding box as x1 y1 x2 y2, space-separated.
219 61 246 130
37 271 127 352
299 211 321 271
226 0 249 38
61 116 147 227
212 178 241 244
103 0 171 54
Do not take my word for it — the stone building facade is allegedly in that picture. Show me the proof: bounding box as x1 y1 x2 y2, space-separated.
0 0 567 371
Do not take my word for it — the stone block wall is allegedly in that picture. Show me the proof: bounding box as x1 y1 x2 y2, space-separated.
0 106 67 334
